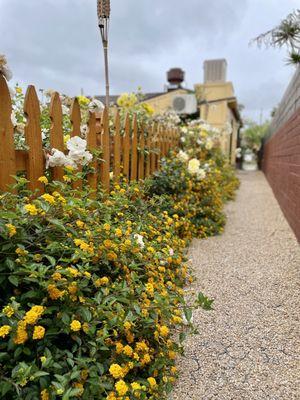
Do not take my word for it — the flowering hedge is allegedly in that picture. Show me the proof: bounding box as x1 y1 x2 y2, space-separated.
0 64 239 399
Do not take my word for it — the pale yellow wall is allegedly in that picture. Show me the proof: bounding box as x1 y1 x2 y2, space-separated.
142 89 188 114
195 81 240 164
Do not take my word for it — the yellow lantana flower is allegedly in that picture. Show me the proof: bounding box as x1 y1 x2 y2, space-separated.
109 364 125 379
32 325 45 340
24 204 38 215
24 306 45 325
115 380 128 396
5 223 16 237
0 325 11 338
70 320 81 332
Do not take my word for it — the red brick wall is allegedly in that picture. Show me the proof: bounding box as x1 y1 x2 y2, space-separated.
262 109 300 242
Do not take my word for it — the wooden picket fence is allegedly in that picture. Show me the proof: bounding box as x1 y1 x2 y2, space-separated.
0 74 179 194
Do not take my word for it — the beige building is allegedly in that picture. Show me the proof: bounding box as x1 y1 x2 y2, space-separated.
98 60 242 164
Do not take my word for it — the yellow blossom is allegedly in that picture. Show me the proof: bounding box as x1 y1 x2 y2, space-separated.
47 284 65 300
147 377 157 387
109 364 125 379
70 320 81 332
24 204 39 215
38 176 48 184
115 380 128 396
115 342 124 354
40 389 49 400
15 247 28 256
2 305 14 317
76 220 85 228
115 228 122 237
41 193 55 204
123 345 133 357
123 321 132 331
14 321 28 344
159 325 169 337
131 382 141 391
103 223 111 231
24 306 45 325
0 325 11 338
33 325 45 340
5 223 16 237
95 276 109 287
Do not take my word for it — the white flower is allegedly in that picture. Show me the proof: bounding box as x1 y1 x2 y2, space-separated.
0 57 12 81
180 137 186 143
177 150 189 162
205 138 213 150
62 105 69 115
134 234 145 249
88 99 105 112
181 127 188 134
188 158 200 174
46 149 67 168
196 139 202 145
197 168 206 180
169 248 174 256
80 151 93 165
64 155 78 169
80 124 88 137
11 111 17 126
66 136 87 153
109 171 114 179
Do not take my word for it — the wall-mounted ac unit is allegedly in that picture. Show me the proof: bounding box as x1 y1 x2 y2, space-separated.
172 94 197 114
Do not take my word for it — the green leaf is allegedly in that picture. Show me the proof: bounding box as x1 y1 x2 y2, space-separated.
8 275 19 287
1 381 12 397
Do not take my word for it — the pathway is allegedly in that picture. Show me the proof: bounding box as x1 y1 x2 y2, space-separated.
170 171 300 400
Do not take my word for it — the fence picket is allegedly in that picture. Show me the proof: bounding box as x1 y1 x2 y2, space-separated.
50 92 64 181
123 114 130 179
145 126 151 178
24 85 44 193
0 74 16 191
87 112 98 195
138 124 145 180
113 110 121 182
70 98 82 190
150 124 157 174
100 107 110 191
130 115 138 181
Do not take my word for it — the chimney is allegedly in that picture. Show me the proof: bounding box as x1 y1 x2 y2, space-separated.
203 59 227 83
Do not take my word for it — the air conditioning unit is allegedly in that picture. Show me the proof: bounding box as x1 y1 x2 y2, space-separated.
172 94 197 114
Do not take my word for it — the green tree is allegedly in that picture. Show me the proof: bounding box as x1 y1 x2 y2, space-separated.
251 9 300 65
241 120 270 151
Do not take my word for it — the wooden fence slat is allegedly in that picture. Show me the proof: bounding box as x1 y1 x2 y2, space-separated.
145 126 151 178
50 92 64 181
0 74 16 191
138 124 145 180
130 114 138 181
70 98 82 190
87 112 98 195
113 110 121 182
150 124 157 174
123 114 130 179
23 85 44 193
100 107 110 191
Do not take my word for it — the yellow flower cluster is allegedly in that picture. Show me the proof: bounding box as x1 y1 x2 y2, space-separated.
0 325 11 338
24 305 45 325
5 223 16 237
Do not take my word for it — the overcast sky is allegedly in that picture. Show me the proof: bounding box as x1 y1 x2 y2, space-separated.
0 0 299 122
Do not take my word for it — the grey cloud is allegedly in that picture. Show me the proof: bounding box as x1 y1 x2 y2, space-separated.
0 0 298 121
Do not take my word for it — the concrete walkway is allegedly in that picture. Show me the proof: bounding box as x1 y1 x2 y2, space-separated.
170 171 300 400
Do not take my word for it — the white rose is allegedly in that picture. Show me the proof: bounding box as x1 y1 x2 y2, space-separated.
66 136 87 153
188 158 200 175
197 168 206 180
88 99 105 112
134 234 145 249
46 149 67 168
177 150 189 162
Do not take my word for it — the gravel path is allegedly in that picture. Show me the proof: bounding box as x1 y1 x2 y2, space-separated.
170 171 300 400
